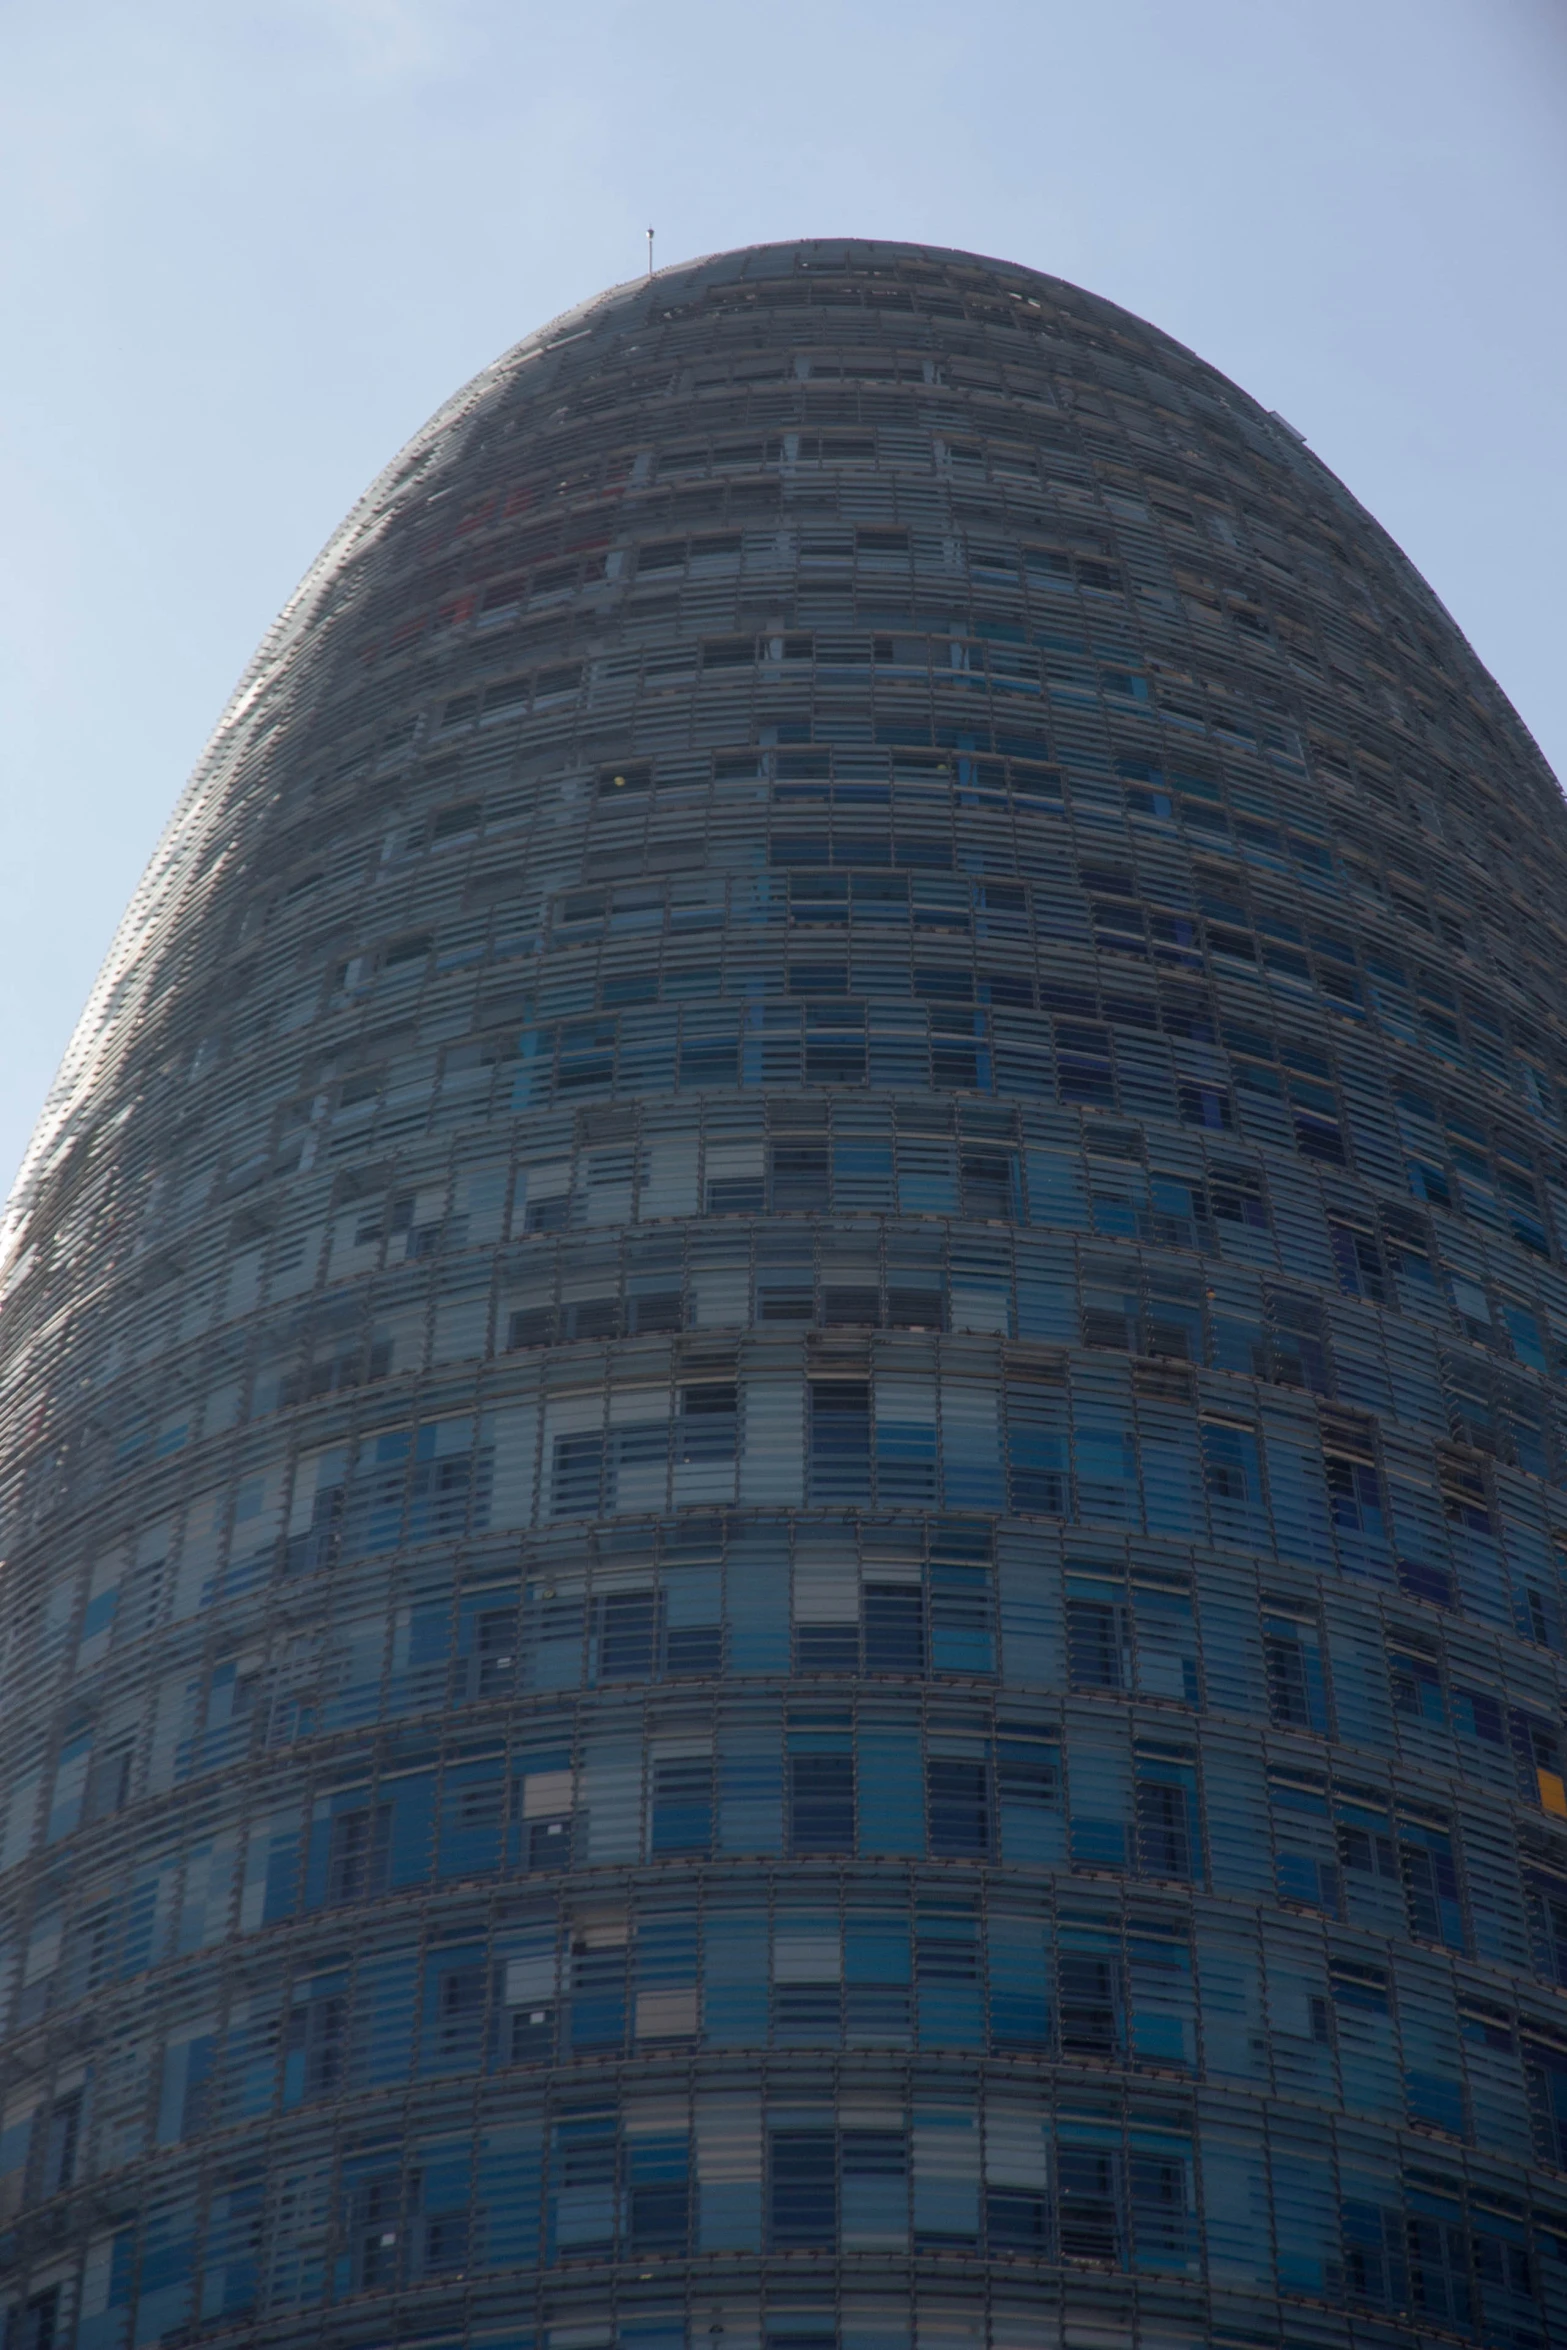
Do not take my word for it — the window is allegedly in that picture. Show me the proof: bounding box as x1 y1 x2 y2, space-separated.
347 2172 403 2290
1388 1640 1445 1727
1321 1416 1386 1550
1269 1768 1341 1913
38 2090 81 2194
474 1607 518 1699
327 1806 390 1905
1130 2152 1190 2271
1526 2037 1567 2169
1060 1028 1116 1107
997 1729 1059 1829
771 1142 829 1210
988 2174 1049 2250
650 1756 713 1856
1209 1158 1267 1229
1525 1847 1567 1986
1178 1081 1231 1130
771 2130 837 2248
10 2289 61 2350
927 1756 990 1857
1056 2146 1118 2261
1329 1216 1387 1302
864 1581 924 1674
809 1382 871 1503
287 1987 348 2098
931 1558 994 1673
789 1750 854 1853
1058 1950 1120 2058
1067 1594 1126 1691
1201 1417 1263 1540
1380 1203 1437 1296
1330 1956 1389 2021
81 1742 132 1824
1335 1791 1398 1891
1134 1746 1197 1880
1397 1805 1466 1948
1007 1373 1068 1513
1401 2202 1473 2326
1437 1448 1491 1536
961 1148 1017 1219
569 1937 627 2052
630 2168 689 2255
1264 1610 1330 1733
677 1382 737 1463
432 1965 486 2069
1512 1711 1567 1815
1266 1290 1331 1392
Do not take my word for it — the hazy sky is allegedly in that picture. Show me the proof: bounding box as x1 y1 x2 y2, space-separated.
1 0 1564 1197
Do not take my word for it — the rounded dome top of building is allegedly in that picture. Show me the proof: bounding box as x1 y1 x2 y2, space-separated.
6 239 1558 1281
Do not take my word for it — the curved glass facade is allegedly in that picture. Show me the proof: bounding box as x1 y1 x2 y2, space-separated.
4 238 1567 2350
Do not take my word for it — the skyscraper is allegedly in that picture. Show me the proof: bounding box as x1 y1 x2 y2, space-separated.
3 234 1567 2350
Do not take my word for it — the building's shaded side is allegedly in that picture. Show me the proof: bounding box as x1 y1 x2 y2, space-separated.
3 239 1567 2350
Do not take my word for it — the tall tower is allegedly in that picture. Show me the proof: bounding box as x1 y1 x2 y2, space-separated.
2 240 1566 2350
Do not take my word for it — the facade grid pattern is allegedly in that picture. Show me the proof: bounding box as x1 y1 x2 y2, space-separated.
1 238 1566 2349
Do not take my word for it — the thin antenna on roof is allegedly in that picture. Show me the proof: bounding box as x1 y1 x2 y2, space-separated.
646 227 654 279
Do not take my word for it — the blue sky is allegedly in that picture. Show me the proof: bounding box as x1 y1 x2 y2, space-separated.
1 0 1563 1195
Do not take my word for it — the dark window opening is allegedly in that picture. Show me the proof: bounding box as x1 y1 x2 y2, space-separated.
789 1753 854 1853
